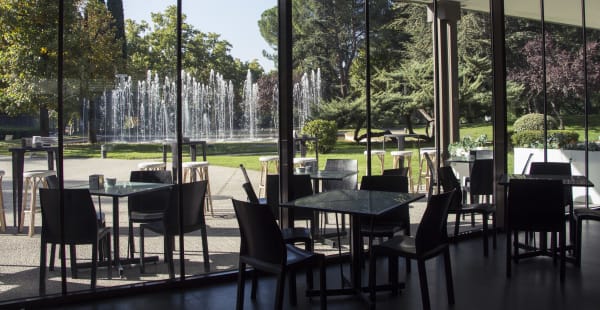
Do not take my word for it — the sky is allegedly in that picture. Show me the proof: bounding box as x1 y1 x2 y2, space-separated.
123 0 276 71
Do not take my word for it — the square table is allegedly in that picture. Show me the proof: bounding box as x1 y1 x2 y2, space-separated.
282 189 424 298
72 181 173 276
9 146 58 227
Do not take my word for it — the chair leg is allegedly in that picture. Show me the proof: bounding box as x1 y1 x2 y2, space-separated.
443 248 455 305
251 270 258 300
166 235 175 279
454 211 461 238
482 212 489 257
70 245 78 278
39 241 47 295
91 243 97 290
576 218 583 267
492 213 497 249
275 271 286 310
560 228 566 282
139 226 146 273
289 269 297 306
200 223 210 272
369 251 377 307
506 228 512 278
305 239 314 290
385 255 399 295
106 232 112 279
417 259 431 310
236 262 246 310
49 244 56 271
128 220 135 259
319 256 327 310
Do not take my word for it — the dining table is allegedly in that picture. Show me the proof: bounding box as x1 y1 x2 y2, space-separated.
382 133 422 151
71 181 174 276
9 145 58 227
282 189 424 300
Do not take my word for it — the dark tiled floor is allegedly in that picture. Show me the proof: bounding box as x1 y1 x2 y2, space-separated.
44 220 600 310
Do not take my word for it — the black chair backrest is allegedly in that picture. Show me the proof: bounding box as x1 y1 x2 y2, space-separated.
469 159 494 196
437 166 460 192
40 188 99 244
266 174 314 221
323 159 358 191
232 199 285 265
529 162 573 207
360 175 409 193
507 179 564 232
242 182 260 204
163 181 207 235
437 166 463 211
415 190 456 254
239 164 252 184
129 170 173 213
45 175 59 189
382 168 409 177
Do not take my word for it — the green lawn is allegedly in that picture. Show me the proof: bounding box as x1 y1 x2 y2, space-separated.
3 115 599 183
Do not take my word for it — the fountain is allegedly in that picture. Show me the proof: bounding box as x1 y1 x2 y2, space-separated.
97 69 321 143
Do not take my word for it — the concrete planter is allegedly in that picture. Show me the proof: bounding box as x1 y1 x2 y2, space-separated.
514 147 600 204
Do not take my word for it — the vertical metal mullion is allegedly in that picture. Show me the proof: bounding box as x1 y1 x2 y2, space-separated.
278 0 294 227
177 0 184 279
58 0 67 294
432 0 441 191
490 0 508 227
540 0 548 161
365 0 372 176
581 0 589 207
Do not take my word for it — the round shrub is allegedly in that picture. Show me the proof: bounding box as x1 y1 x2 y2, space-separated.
513 113 558 132
301 119 337 154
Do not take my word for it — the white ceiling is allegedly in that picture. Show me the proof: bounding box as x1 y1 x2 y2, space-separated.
409 0 600 29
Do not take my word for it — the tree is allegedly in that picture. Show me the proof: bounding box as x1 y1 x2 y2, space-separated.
107 0 126 60
0 0 65 135
509 34 600 128
65 0 124 143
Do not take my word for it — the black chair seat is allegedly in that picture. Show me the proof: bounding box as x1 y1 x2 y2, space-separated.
461 202 495 214
574 208 600 220
281 227 312 244
360 221 406 237
130 211 164 222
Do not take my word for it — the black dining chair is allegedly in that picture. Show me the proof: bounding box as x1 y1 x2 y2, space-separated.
506 178 566 282
128 170 173 259
368 189 457 310
438 160 497 257
44 175 107 276
231 199 326 310
529 161 575 246
138 181 210 277
574 207 600 267
39 188 112 295
266 174 317 237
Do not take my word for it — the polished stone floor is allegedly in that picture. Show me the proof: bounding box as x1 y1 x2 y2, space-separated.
41 219 600 310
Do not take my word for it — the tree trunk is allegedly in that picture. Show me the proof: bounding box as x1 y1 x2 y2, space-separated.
404 114 414 133
87 99 98 143
39 106 50 136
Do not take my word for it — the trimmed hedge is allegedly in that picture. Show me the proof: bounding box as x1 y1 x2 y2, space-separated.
511 130 579 148
301 119 337 154
513 113 558 132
